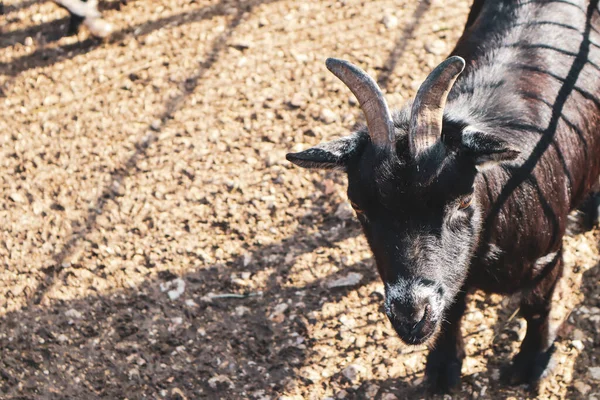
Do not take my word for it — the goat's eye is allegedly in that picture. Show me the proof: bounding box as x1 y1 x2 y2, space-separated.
458 196 472 210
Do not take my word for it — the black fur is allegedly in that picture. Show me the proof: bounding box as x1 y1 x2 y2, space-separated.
287 0 600 393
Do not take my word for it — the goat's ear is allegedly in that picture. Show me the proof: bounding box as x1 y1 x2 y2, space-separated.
461 129 519 169
286 132 367 170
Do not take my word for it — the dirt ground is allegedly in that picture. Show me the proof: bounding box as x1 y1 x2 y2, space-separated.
1 0 599 399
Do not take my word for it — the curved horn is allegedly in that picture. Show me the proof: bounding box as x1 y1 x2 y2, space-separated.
326 58 395 151
409 56 465 156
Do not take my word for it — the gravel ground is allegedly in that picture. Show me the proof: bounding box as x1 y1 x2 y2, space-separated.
1 0 599 399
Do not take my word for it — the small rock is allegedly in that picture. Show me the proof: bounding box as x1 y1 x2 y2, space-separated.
326 272 363 289
334 202 354 220
84 17 113 38
208 374 234 390
574 381 591 395
573 328 587 341
150 119 162 131
589 366 600 380
341 364 365 383
57 334 69 344
231 38 252 51
322 179 336 195
168 278 186 300
319 108 338 124
24 37 34 46
128 368 140 380
572 339 585 351
258 17 269 27
65 309 82 319
160 278 186 300
43 95 59 106
273 303 288 314
269 303 288 322
242 252 253 267
480 385 487 397
289 93 306 108
336 390 348 399
9 192 25 203
412 377 424 386
355 335 367 348
235 306 251 317
185 299 198 307
380 394 398 400
490 369 500 381
425 39 447 55
382 15 398 29
364 384 379 398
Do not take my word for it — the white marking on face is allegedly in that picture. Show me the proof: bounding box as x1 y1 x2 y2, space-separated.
385 278 445 322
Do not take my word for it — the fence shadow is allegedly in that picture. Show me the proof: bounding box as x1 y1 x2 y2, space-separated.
0 208 371 398
0 0 280 76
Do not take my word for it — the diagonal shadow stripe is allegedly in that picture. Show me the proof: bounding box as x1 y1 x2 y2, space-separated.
30 0 256 306
376 0 431 90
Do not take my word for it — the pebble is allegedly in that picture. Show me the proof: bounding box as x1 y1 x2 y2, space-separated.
334 202 354 220
289 93 306 108
185 299 198 307
382 15 399 29
242 252 253 267
9 192 25 203
364 384 379 398
160 278 186 300
589 367 600 380
322 179 336 195
65 309 82 319
341 364 365 383
169 279 186 300
150 119 162 131
269 303 288 322
84 18 113 38
43 95 59 106
425 39 447 55
572 339 585 351
326 272 363 289
573 328 587 341
319 108 338 124
208 374 234 389
574 381 591 395
380 394 398 400
235 306 251 317
355 335 367 348
490 369 500 381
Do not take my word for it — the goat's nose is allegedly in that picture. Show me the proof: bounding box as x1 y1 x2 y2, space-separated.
391 299 431 329
387 296 434 341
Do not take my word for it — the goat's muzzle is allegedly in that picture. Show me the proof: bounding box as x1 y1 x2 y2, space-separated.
385 288 441 345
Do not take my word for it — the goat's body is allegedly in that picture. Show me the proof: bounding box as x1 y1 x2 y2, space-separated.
287 0 600 392
447 0 600 294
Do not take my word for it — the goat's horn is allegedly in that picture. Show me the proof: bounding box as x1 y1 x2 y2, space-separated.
409 56 465 156
326 58 395 151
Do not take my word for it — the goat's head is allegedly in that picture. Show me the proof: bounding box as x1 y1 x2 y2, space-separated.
287 57 519 345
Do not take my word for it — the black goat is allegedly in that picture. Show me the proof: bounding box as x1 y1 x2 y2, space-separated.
287 0 600 393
